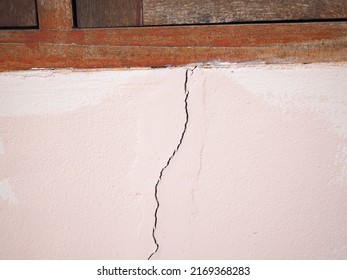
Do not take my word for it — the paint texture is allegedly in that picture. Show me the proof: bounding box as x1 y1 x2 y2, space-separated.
0 65 346 259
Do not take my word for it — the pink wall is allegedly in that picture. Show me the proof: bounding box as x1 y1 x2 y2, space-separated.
0 64 346 259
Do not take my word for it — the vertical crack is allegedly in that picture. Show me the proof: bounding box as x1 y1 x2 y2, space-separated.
147 66 197 260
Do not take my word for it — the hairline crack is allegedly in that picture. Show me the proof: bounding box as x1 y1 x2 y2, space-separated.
147 66 197 260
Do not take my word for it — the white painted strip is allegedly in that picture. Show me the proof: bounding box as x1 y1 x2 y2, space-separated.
0 260 346 280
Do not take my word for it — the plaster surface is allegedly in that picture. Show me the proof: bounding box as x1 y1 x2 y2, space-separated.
0 65 346 259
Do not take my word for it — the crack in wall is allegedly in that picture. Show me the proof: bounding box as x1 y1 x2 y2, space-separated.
147 66 197 260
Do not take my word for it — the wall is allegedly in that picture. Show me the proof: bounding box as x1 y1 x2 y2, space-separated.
0 64 346 259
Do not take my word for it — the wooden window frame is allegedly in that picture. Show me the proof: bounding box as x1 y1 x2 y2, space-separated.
0 0 346 71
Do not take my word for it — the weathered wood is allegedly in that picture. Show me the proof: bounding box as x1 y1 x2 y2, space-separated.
143 0 347 25
1 23 346 47
1 40 346 71
36 0 73 30
0 0 37 28
75 0 143 28
1 23 346 70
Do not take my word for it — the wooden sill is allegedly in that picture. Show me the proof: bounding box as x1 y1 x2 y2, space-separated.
0 0 346 71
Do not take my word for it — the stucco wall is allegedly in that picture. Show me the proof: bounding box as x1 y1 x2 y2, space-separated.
0 64 346 259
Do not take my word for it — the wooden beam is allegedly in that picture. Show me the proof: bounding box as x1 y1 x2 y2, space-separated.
1 40 346 71
1 23 346 70
1 23 346 47
36 0 73 30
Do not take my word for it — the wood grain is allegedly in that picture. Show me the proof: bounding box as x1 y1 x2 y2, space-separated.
75 0 143 28
0 0 37 28
1 40 346 71
1 23 347 70
36 0 73 30
1 23 346 47
143 0 347 25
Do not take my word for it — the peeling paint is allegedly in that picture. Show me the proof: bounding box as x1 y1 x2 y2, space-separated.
335 144 347 185
0 136 4 154
0 179 17 204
